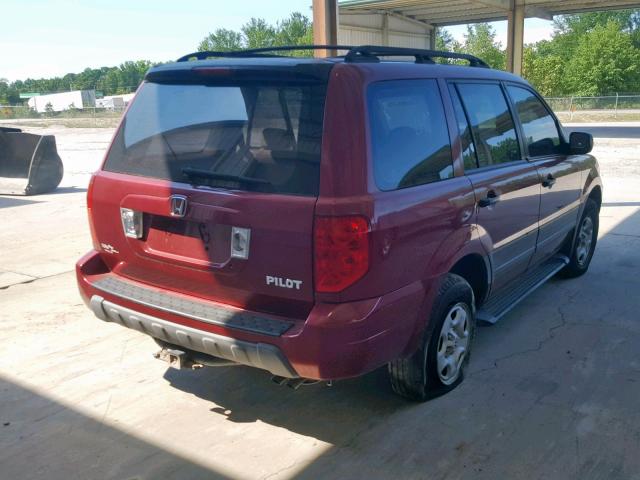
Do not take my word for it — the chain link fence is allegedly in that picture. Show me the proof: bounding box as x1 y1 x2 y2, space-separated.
0 105 126 127
2 94 640 127
545 95 640 121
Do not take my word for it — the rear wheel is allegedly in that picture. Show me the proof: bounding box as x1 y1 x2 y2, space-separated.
559 198 599 278
388 273 475 401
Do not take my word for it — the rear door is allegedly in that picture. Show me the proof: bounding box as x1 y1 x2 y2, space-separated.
448 82 541 292
90 68 329 319
505 85 582 265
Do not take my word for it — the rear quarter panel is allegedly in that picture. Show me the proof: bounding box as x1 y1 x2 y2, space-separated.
317 63 483 331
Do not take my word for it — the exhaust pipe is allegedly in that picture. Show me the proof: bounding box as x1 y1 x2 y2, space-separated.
0 128 63 195
271 375 323 390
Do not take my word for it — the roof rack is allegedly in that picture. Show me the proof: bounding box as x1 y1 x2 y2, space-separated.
177 45 354 62
345 45 490 68
176 45 490 68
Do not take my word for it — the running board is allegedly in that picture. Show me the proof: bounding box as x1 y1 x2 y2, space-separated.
477 255 569 324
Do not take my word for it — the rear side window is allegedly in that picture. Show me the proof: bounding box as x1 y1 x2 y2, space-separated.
455 83 521 168
104 79 327 196
368 80 453 191
507 85 562 157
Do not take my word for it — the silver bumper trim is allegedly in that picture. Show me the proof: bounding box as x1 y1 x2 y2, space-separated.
90 295 299 378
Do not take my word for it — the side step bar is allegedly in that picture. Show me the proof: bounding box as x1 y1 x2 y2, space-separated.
477 255 569 324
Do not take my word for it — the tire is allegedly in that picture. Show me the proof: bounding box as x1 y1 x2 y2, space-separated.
388 273 476 402
558 198 599 279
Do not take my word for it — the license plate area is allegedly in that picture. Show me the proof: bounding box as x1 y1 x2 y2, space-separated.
145 215 230 263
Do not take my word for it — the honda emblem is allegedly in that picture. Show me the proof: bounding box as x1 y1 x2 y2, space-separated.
169 195 188 217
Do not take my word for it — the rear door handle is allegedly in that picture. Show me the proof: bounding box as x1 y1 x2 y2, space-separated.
478 190 500 208
542 174 556 188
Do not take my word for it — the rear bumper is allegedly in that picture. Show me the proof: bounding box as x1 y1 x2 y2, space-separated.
77 250 427 380
90 295 298 378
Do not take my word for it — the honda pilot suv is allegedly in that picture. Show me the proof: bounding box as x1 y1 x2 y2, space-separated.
76 45 602 401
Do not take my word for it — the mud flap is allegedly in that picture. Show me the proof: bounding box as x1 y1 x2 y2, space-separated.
0 128 64 195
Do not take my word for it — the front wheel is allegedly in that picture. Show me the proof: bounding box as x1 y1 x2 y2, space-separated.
559 198 599 278
388 274 475 402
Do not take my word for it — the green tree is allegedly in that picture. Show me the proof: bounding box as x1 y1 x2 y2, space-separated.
198 12 313 56
2 60 159 105
435 28 462 52
198 28 243 52
545 9 640 64
565 20 640 95
522 45 566 96
0 79 11 104
242 18 277 49
458 23 506 70
555 10 640 36
275 12 313 52
521 10 640 95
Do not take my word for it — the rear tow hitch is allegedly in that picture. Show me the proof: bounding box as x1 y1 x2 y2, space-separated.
154 348 203 370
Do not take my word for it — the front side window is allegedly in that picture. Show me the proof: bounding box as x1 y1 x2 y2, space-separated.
456 83 521 167
448 84 478 171
507 85 562 157
368 79 453 191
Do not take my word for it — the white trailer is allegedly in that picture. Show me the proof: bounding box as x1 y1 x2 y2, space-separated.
96 96 125 110
28 90 96 113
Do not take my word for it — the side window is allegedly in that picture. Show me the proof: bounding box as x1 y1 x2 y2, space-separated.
448 84 478 171
507 85 562 157
368 79 453 191
456 83 521 167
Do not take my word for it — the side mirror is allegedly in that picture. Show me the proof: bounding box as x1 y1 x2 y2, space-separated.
569 131 593 155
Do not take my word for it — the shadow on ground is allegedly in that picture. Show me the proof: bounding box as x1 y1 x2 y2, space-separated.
164 364 408 445
0 197 40 209
51 186 87 194
0 376 230 480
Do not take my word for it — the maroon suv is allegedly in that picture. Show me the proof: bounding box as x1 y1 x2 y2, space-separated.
76 46 601 400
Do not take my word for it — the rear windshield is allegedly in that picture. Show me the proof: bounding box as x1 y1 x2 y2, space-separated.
104 79 327 196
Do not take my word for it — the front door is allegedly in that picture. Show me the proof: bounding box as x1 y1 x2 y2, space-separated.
505 85 582 265
448 82 541 292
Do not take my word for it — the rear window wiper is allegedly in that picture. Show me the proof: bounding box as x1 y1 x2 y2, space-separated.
182 167 271 186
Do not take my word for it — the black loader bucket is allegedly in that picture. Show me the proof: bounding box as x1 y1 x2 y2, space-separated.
0 127 64 195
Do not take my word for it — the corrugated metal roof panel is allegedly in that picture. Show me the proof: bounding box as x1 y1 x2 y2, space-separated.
339 0 640 25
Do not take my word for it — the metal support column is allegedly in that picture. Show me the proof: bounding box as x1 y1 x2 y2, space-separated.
429 27 437 50
313 0 338 57
382 13 390 45
506 2 525 75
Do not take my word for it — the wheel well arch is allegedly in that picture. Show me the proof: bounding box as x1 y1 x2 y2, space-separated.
449 254 489 307
588 185 602 210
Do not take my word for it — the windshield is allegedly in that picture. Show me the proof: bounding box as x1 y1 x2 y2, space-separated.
104 79 327 196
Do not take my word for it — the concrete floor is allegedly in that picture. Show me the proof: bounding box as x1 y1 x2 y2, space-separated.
1 123 639 480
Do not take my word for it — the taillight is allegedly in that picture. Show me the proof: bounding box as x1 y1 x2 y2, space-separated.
86 174 96 211
314 216 370 293
86 174 99 249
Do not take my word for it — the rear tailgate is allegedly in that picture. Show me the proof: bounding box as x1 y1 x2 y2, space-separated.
90 172 315 319
89 63 330 320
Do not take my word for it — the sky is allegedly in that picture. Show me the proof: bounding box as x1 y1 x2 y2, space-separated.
1 0 554 82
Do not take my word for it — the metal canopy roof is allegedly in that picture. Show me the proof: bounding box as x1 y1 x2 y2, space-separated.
339 0 640 26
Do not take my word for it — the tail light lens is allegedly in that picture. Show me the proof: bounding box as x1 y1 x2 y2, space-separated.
86 174 99 249
120 208 143 238
314 216 370 293
86 174 96 211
